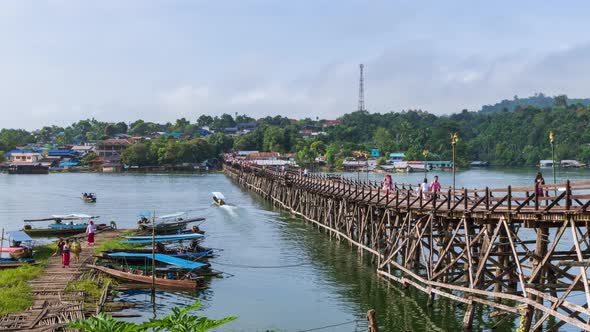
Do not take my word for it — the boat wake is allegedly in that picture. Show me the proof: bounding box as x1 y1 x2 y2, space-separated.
219 204 239 217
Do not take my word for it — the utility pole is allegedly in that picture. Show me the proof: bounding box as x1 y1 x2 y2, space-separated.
358 64 365 112
451 133 459 201
550 131 556 195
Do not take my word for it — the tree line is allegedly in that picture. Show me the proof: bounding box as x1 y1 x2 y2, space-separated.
1 95 589 167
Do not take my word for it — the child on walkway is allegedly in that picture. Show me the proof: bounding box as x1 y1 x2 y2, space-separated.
52 238 65 257
62 240 71 268
71 238 82 264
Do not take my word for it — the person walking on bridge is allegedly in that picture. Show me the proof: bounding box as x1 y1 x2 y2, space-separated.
429 175 441 198
420 178 429 199
382 174 392 191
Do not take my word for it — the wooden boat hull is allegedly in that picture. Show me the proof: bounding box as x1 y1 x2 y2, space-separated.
90 265 206 289
22 227 87 238
82 196 97 203
9 248 32 259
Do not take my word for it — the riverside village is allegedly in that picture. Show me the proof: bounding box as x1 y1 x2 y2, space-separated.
3 2 590 332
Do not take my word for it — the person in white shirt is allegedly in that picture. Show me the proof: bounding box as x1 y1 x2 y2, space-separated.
86 220 97 246
420 178 429 199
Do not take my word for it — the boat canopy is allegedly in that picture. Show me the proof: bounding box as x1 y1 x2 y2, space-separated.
124 233 203 241
24 214 99 222
106 252 208 269
137 211 151 217
7 231 34 242
159 212 185 219
212 192 225 200
52 214 96 220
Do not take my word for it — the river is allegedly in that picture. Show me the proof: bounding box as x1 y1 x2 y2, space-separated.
0 167 588 331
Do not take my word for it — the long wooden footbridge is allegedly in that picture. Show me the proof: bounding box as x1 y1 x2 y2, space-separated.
225 162 590 331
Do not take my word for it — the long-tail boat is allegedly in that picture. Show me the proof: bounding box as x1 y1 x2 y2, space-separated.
81 193 97 203
21 214 102 237
90 264 207 289
136 212 205 235
91 253 213 289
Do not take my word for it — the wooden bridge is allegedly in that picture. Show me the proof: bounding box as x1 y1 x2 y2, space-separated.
225 162 590 331
0 230 120 331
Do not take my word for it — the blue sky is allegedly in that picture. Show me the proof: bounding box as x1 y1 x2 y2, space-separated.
1 1 590 129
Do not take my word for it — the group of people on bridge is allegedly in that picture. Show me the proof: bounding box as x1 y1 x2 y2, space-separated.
382 174 441 198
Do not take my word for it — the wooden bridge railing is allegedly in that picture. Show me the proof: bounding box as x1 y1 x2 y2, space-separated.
230 162 590 220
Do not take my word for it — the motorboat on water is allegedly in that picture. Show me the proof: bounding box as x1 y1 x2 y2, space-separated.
21 214 103 237
212 192 225 206
82 193 97 203
136 211 205 235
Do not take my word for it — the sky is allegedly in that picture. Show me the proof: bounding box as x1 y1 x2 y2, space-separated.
1 1 590 129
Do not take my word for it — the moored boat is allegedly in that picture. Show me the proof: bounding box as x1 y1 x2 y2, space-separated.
0 258 37 269
136 212 205 235
1 231 34 259
90 264 207 290
21 214 102 237
99 250 215 265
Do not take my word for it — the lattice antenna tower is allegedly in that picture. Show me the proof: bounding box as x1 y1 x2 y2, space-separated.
358 64 365 112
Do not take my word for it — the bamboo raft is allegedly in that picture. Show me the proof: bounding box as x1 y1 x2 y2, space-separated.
226 161 590 331
0 230 122 331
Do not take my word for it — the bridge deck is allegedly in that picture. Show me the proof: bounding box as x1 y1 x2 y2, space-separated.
225 162 590 331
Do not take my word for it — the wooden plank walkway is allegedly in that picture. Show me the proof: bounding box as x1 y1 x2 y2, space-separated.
0 229 121 331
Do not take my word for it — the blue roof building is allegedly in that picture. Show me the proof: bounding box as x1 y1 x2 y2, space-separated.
370 149 381 158
47 150 77 157
389 152 405 161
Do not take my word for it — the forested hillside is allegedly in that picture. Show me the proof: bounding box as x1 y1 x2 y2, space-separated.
1 96 590 167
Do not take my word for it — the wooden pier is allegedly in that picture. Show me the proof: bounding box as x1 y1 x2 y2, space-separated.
0 230 121 331
225 162 590 331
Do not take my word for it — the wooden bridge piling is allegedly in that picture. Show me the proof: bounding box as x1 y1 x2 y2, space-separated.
226 162 590 330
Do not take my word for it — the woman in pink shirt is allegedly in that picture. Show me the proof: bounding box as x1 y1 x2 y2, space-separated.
429 175 441 194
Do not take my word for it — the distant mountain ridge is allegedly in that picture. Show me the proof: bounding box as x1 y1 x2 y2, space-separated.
480 93 590 113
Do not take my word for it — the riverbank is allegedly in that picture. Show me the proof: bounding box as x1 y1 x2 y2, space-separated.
0 229 122 330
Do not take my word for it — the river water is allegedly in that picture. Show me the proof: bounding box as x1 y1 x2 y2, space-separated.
0 167 588 331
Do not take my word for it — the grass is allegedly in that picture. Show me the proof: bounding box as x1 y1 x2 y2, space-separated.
33 244 57 261
0 265 44 315
0 244 62 315
66 278 103 298
65 273 117 312
94 237 143 254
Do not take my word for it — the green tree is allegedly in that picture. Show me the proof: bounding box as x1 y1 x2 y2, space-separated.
325 143 340 166
81 153 99 165
197 115 213 127
0 129 34 151
207 133 233 155
554 94 568 108
296 147 315 166
373 127 395 155
121 143 152 166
